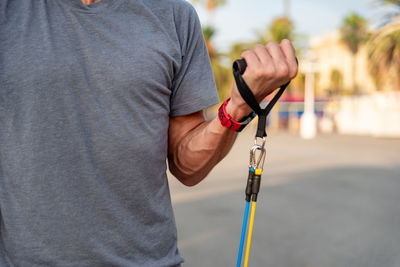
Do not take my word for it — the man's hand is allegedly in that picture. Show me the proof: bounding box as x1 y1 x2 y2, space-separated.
226 39 298 120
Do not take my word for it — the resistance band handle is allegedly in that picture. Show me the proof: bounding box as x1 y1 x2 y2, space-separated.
233 58 298 108
233 57 298 138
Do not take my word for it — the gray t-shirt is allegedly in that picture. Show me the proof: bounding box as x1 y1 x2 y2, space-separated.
0 0 219 266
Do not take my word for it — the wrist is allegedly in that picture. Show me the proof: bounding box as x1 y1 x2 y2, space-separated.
218 98 255 132
225 97 253 121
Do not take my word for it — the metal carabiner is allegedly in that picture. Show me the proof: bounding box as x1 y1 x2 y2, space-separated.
249 145 260 168
255 147 266 172
251 136 266 171
249 142 264 167
249 143 266 172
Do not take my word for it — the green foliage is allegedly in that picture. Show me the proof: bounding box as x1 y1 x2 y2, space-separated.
375 0 400 25
202 25 217 59
339 13 369 94
269 17 294 43
201 24 231 102
202 25 216 41
211 60 232 101
381 0 400 6
228 42 256 62
255 16 307 56
340 13 369 55
367 21 400 90
258 16 294 44
366 1 400 91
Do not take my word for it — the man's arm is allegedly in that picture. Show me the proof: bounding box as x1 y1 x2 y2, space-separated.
168 110 238 186
168 40 298 186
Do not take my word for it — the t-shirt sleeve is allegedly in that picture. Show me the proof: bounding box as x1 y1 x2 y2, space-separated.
170 2 219 117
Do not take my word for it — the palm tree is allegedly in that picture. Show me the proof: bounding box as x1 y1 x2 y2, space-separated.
228 42 256 62
377 0 400 25
382 0 400 4
270 16 294 43
367 19 400 91
366 1 400 91
190 0 229 101
202 25 217 59
257 16 294 44
340 13 369 94
380 0 400 12
201 25 232 101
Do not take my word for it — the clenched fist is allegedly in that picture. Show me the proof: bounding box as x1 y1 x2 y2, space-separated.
226 39 298 120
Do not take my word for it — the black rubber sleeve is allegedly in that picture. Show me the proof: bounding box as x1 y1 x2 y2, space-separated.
251 174 261 202
245 169 254 202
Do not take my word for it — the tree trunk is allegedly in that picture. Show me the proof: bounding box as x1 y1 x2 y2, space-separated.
352 54 359 95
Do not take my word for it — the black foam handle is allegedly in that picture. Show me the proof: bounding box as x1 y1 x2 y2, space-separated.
233 59 247 75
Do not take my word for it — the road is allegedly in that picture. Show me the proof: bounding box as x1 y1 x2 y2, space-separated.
168 128 400 267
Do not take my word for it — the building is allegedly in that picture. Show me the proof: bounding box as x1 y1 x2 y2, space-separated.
309 31 376 96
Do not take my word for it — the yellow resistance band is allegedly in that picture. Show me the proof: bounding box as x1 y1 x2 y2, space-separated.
244 201 257 267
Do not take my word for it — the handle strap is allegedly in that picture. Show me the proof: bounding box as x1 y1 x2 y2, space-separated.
233 59 291 138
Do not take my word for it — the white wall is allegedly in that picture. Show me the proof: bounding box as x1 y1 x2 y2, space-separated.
335 92 400 137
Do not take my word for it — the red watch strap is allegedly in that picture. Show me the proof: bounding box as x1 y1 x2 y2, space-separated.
218 98 242 131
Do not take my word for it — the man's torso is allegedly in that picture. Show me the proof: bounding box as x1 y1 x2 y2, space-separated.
0 0 211 265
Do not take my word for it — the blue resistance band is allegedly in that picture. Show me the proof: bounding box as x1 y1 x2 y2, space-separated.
236 201 250 267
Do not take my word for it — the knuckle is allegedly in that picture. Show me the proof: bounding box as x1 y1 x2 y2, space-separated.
261 68 269 77
240 51 250 58
266 41 278 49
281 38 291 46
254 44 265 51
277 63 289 78
254 68 264 79
265 66 276 79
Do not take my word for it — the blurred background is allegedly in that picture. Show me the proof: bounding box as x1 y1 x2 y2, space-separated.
169 0 400 266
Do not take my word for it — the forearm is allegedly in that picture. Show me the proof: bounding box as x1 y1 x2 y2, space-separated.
169 100 251 186
169 117 234 186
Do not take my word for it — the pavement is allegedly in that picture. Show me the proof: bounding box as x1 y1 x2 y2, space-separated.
168 127 400 267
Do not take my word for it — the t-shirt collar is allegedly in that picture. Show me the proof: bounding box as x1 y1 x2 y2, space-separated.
61 0 123 13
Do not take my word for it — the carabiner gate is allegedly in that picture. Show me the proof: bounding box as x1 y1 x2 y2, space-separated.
255 148 266 172
249 145 260 169
249 143 266 173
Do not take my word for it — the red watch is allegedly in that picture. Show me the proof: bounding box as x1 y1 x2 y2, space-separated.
218 98 256 132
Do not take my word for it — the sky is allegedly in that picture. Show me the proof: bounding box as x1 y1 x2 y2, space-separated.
192 0 397 52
